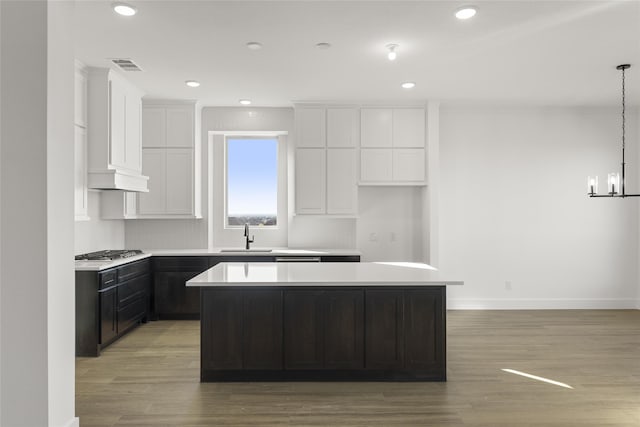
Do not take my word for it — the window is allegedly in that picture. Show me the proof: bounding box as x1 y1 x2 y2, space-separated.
226 137 278 227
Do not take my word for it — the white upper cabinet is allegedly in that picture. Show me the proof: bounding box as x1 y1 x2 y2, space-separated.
295 108 326 148
86 67 148 192
360 107 427 185
392 108 425 148
137 101 200 218
294 105 358 216
327 108 358 148
295 148 326 214
327 149 357 214
360 108 392 147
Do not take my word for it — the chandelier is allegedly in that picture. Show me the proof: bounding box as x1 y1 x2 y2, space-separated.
588 64 639 198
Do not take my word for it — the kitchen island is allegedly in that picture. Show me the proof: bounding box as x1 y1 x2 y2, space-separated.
187 262 462 382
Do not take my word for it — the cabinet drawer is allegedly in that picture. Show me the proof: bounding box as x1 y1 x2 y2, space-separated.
153 256 209 272
118 258 150 282
99 270 117 290
118 296 146 333
118 274 149 306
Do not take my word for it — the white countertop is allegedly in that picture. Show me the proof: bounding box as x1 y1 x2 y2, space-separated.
74 249 360 271
147 248 362 256
186 262 463 287
74 253 152 271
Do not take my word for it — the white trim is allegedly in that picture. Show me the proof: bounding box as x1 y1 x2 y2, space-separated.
448 298 638 310
211 130 288 137
63 417 80 427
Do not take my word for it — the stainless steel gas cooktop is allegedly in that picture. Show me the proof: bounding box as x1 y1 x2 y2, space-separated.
74 249 143 261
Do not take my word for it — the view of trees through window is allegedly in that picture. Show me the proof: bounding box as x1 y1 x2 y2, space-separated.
226 137 278 226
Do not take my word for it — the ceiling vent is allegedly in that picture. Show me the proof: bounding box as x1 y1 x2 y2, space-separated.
110 58 143 72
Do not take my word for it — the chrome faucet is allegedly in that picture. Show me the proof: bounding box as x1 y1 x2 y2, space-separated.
244 223 254 250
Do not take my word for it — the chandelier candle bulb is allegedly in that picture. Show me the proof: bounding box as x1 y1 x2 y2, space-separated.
587 176 598 195
608 172 620 195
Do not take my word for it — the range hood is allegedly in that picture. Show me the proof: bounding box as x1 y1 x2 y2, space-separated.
87 67 149 192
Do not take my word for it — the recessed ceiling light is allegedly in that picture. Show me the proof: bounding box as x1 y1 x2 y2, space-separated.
386 44 399 61
112 2 137 16
239 99 252 105
401 82 416 89
316 42 332 50
185 80 200 88
455 6 477 20
246 42 263 50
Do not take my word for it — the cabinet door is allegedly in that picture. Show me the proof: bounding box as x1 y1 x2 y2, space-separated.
125 94 142 173
327 149 357 214
323 290 364 369
360 108 392 148
360 149 392 182
327 108 357 148
138 149 166 214
74 126 89 220
365 290 404 369
99 287 118 345
392 108 425 148
142 107 166 147
201 289 243 370
284 290 324 369
166 108 194 148
404 289 445 371
295 148 326 214
166 148 193 214
109 80 127 169
243 290 283 370
295 108 326 148
153 271 201 317
392 149 425 182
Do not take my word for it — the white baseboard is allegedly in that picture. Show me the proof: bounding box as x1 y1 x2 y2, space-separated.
63 417 80 427
447 298 638 310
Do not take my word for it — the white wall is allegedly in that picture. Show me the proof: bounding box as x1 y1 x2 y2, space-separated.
74 191 125 254
1 1 78 426
439 106 639 309
357 187 424 262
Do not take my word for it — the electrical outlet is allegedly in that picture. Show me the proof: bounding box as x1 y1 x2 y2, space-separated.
505 281 512 291
369 232 378 242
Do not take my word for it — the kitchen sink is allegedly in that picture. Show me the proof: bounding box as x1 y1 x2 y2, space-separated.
220 249 273 253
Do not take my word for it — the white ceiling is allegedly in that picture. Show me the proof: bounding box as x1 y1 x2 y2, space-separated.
74 0 640 107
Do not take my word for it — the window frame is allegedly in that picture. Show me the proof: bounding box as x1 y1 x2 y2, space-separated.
223 135 280 229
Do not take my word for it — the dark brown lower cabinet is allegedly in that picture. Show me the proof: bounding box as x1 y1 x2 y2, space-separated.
284 290 363 370
99 287 118 345
365 288 445 377
200 286 445 381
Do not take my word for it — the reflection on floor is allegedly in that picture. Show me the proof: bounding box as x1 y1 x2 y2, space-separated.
76 310 640 426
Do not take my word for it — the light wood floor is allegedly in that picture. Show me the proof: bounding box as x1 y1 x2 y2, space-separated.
76 310 640 426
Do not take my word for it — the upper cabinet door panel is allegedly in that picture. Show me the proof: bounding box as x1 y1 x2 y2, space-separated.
327 108 357 148
165 149 194 214
138 149 166 214
142 107 166 148
296 108 326 148
327 149 357 214
360 149 392 182
295 148 326 214
392 149 425 182
166 108 194 148
393 108 425 148
361 108 392 148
